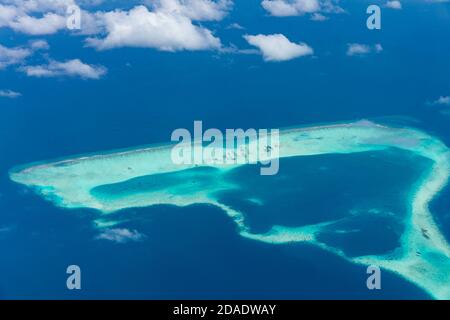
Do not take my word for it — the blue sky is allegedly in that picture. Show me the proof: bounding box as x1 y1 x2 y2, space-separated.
0 1 447 75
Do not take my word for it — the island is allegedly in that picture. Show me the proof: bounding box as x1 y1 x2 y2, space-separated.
9 120 450 299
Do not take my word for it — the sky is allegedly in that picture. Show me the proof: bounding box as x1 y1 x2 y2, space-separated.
0 1 448 93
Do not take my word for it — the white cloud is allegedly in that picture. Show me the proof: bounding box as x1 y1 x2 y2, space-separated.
427 95 450 116
385 1 402 9
9 12 67 35
0 44 31 69
20 59 107 79
346 43 383 56
0 41 51 71
429 96 450 106
310 12 328 21
1 0 231 37
148 0 233 21
96 228 146 243
0 89 22 98
0 0 104 35
227 22 244 29
244 33 313 62
374 43 383 52
261 0 343 17
76 10 106 35
0 1 69 35
86 5 221 51
3 0 75 13
262 0 318 16
0 4 18 27
29 39 50 50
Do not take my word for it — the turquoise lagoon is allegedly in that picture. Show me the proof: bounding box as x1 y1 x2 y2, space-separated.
9 120 450 299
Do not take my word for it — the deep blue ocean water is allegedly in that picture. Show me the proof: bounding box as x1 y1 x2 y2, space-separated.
0 174 433 299
0 0 449 299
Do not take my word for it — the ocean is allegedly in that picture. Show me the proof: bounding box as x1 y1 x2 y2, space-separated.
0 0 449 299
